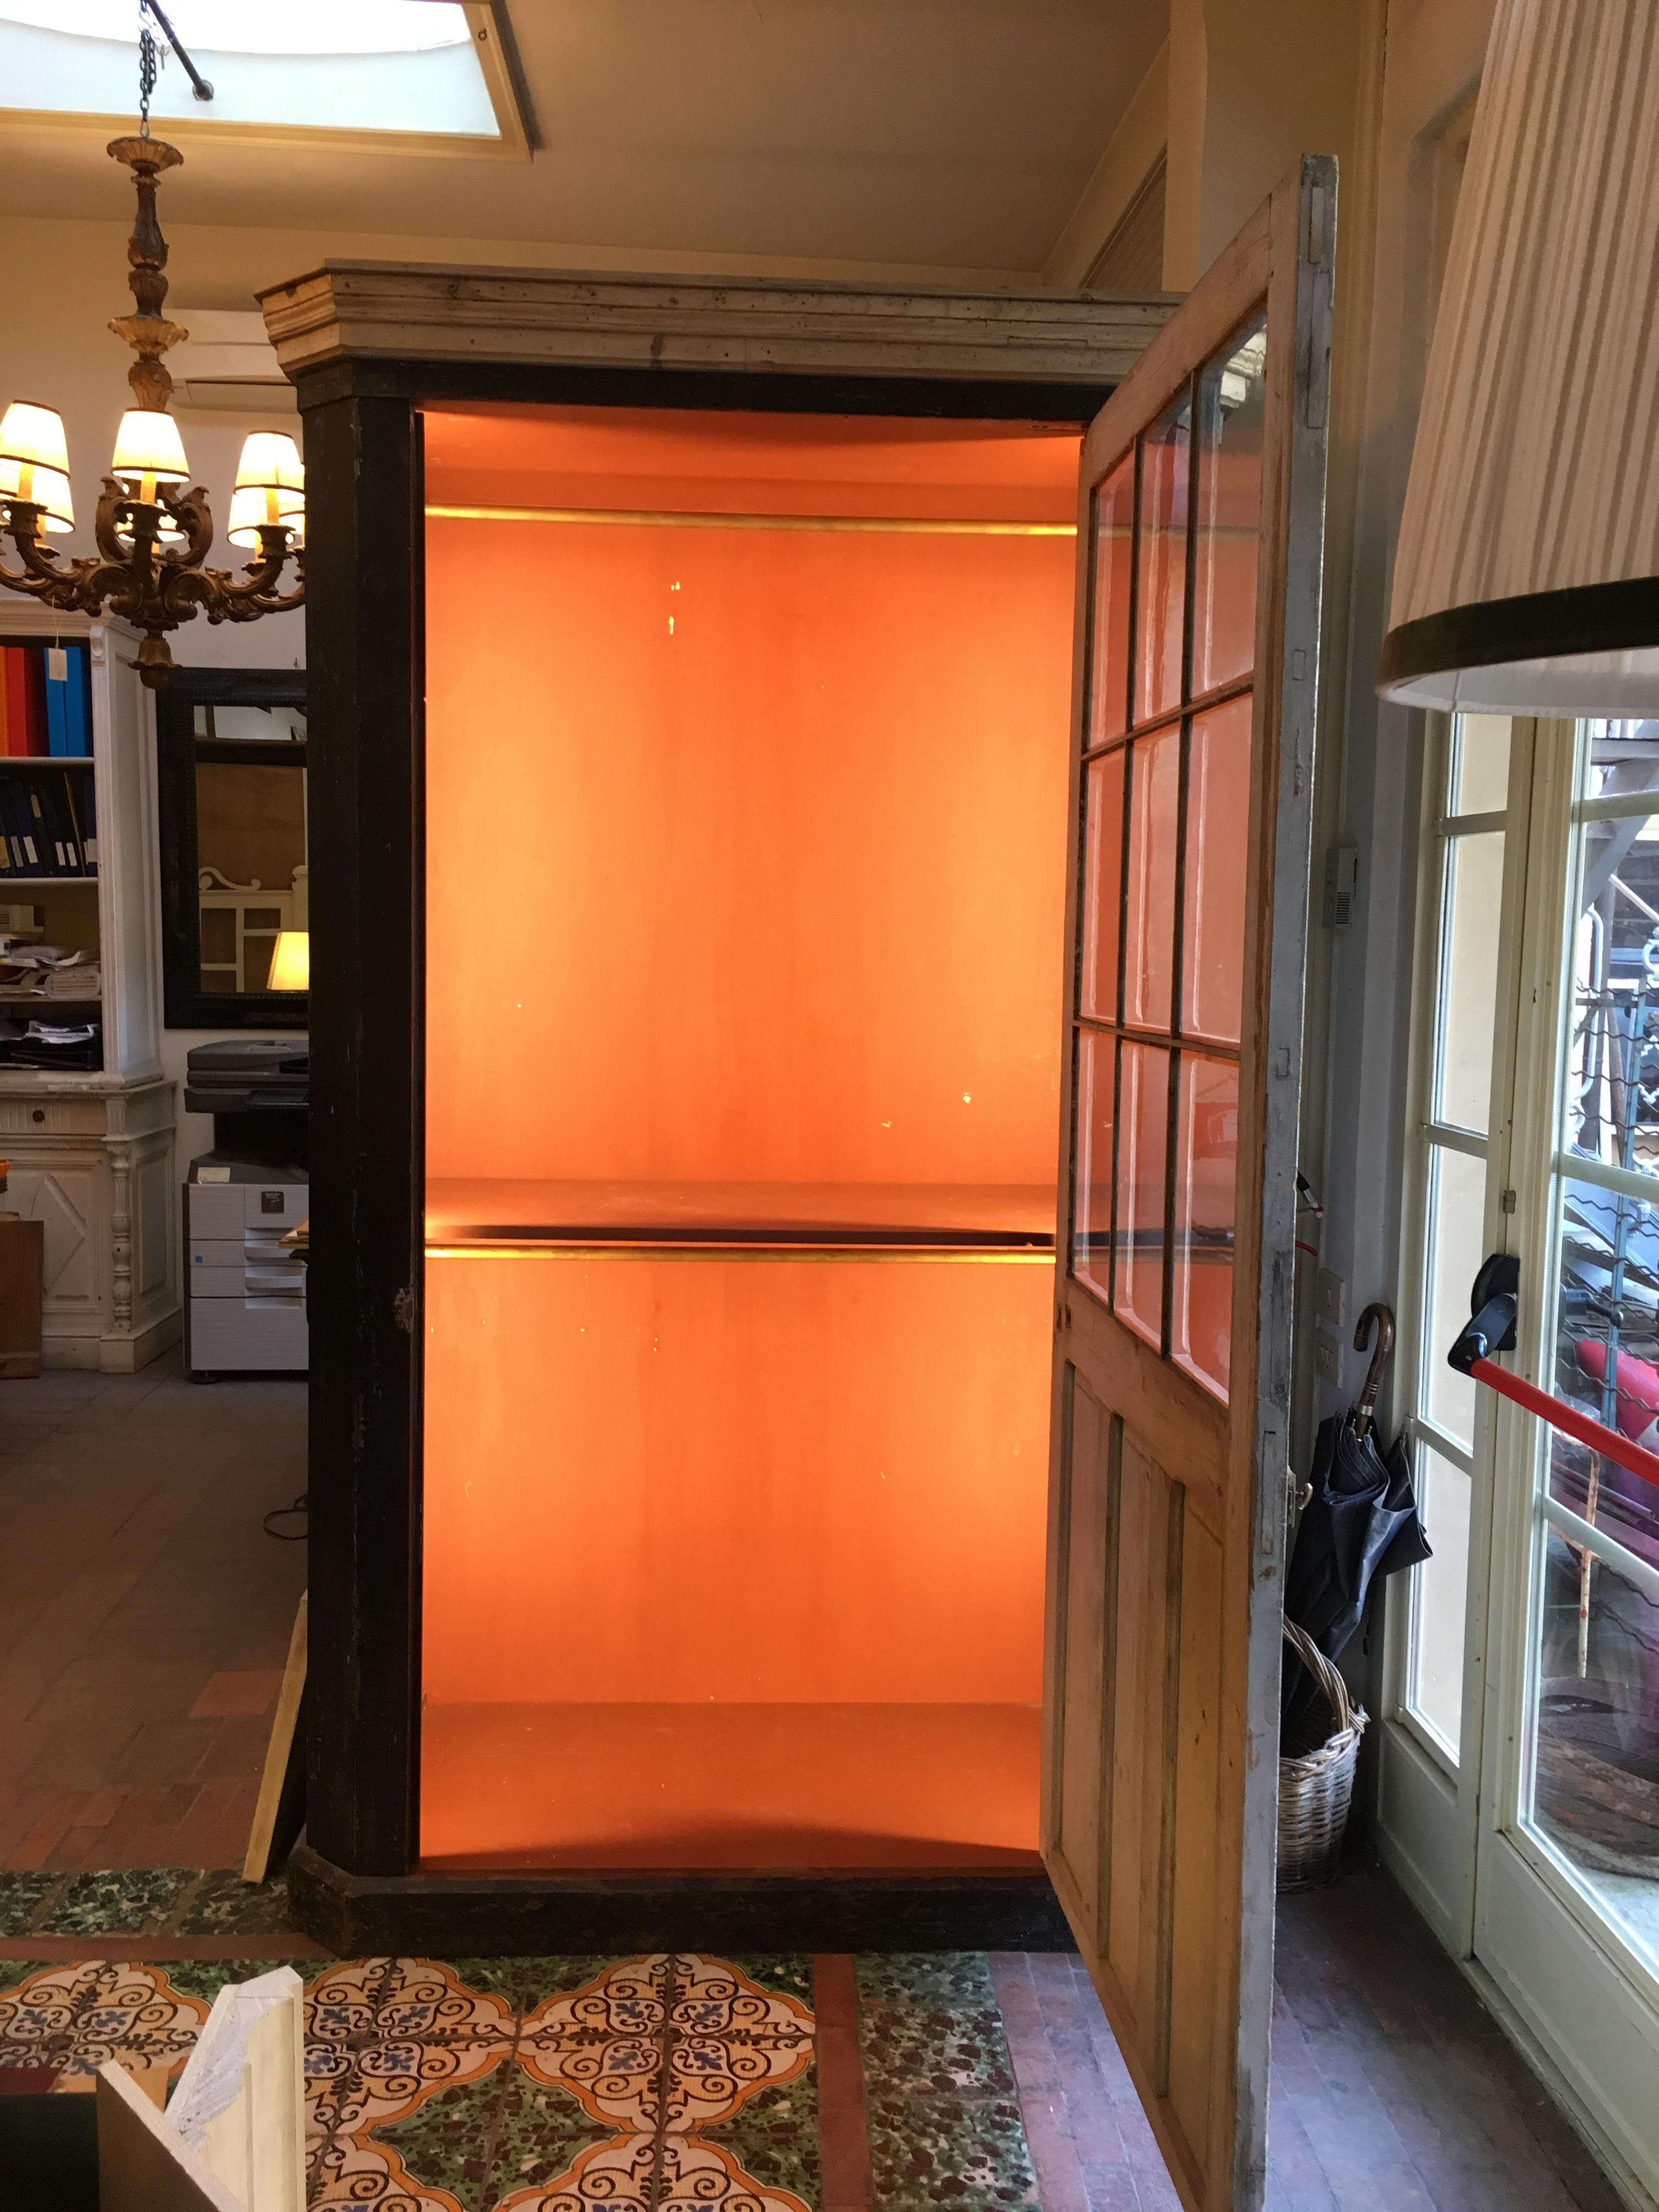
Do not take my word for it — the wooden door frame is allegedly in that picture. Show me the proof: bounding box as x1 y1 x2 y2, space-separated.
1042 158 1335 2211
272 267 1180 1954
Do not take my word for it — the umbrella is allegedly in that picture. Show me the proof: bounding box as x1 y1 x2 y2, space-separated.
1280 1305 1431 1752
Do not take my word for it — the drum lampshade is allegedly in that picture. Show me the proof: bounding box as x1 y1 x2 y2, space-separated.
1379 0 1659 714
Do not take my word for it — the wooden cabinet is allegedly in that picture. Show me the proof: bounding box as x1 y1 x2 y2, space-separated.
0 610 179 1370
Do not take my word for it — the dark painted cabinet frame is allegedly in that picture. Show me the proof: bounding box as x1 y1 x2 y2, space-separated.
281 285 1167 1954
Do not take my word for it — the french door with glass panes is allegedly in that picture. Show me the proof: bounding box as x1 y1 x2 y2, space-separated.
1384 712 1659 2201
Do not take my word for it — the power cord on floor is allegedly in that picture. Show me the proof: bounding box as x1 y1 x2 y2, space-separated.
263 1491 308 1541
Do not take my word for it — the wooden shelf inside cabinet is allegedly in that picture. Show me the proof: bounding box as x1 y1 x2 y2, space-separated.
426 1178 1059 1254
0 876 98 886
0 757 94 768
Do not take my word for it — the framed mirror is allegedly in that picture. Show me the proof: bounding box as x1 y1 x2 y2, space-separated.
155 667 308 1030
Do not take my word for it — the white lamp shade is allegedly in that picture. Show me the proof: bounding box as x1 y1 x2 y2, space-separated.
110 408 190 486
234 432 304 495
228 482 304 548
267 929 309 991
0 458 73 532
1380 0 1659 715
0 402 70 476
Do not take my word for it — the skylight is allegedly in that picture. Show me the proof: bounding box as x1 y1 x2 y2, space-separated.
0 1 510 140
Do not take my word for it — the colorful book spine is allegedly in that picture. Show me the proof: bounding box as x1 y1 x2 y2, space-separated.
11 648 48 758
64 646 91 757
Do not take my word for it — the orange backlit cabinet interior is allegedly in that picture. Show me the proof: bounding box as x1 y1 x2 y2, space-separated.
420 404 1080 1870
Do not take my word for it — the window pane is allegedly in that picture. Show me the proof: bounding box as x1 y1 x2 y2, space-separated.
1451 714 1510 816
1424 1143 1488 1451
1434 830 1504 1132
1547 1171 1659 1560
1074 1028 1116 1306
1527 1530 1659 1976
1081 751 1125 1022
1181 693 1252 1043
1135 393 1190 725
1192 315 1265 697
1114 1041 1170 1349
1172 1054 1236 1399
1567 823 1659 1173
1088 453 1135 748
1410 1443 1470 1757
1584 718 1659 805
1124 727 1180 1032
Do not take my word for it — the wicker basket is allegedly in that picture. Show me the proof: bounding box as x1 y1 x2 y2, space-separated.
1277 1618 1368 1893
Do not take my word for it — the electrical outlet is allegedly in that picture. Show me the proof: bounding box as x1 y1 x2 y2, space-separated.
1314 1333 1342 1386
1316 1267 1346 1329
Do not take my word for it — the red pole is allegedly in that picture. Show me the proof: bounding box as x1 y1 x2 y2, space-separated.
1469 1356 1659 1492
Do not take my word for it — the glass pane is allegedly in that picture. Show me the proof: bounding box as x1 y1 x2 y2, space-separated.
1585 718 1659 806
1088 453 1135 747
1181 693 1252 1043
1548 1170 1659 1562
1074 1028 1116 1305
1451 714 1510 816
1568 811 1659 1177
1172 1054 1236 1398
1434 830 1504 1131
1080 751 1125 1022
1124 727 1180 1032
1410 1443 1470 1757
1113 1041 1170 1349
1135 392 1190 725
1192 315 1265 696
1425 1143 1488 1451
1527 1530 1659 1974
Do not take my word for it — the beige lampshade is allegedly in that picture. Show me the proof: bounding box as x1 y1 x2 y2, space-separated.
228 483 303 548
0 458 73 533
110 408 190 488
234 432 304 495
267 929 309 991
1379 0 1659 714
0 401 70 477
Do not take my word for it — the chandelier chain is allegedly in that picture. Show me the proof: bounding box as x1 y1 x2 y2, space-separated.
137 2 157 138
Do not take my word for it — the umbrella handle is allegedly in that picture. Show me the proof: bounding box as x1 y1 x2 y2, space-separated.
1351 1304 1396 1440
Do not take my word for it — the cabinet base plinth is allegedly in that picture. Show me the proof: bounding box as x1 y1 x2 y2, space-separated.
286 1841 1075 1955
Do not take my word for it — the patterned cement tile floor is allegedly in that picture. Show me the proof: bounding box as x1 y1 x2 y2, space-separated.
0 1862 1627 2210
0 1353 308 1873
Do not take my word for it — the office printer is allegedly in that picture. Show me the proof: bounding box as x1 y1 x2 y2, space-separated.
184 1040 308 1380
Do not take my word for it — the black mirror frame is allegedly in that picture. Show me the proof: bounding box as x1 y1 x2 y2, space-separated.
155 665 309 1031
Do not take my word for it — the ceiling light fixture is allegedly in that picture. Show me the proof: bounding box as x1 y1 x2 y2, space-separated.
0 1 303 687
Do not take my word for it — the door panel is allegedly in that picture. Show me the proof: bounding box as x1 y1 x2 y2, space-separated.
1042 158 1335 2212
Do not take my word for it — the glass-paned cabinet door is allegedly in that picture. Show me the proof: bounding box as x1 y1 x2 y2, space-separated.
1071 312 1265 1403
1397 714 1519 1762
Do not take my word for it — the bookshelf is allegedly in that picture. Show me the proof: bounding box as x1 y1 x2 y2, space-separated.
0 606 179 1371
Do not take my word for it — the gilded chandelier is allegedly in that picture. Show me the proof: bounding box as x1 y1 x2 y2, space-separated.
0 9 303 688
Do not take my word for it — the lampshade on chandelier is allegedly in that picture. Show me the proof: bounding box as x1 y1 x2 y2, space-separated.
1379 0 1659 714
0 11 303 689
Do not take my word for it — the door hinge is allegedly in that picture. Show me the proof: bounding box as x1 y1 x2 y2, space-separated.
393 1286 417 1333
1499 1189 1517 1215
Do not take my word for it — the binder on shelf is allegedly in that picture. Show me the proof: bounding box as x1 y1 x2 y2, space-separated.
63 645 91 757
2 648 47 758
60 774 89 876
44 653 65 757
43 645 91 759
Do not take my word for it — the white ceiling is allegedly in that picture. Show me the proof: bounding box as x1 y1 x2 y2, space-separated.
0 0 1169 280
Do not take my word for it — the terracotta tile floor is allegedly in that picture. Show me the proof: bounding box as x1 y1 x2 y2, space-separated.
0 1351 307 1874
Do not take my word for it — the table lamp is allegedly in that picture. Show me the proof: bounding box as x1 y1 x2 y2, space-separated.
267 931 309 992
